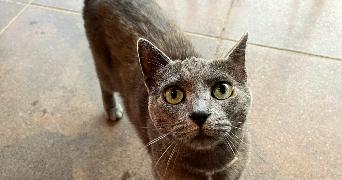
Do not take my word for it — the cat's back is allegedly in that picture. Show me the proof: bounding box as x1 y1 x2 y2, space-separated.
83 0 199 61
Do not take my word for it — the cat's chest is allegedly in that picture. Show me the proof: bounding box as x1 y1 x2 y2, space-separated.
150 138 234 172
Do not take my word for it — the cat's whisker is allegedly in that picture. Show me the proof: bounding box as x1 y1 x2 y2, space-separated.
214 116 250 127
230 132 248 147
159 144 177 172
232 168 240 178
237 121 250 124
230 132 277 176
231 126 244 130
226 134 240 152
170 145 180 180
164 144 178 177
227 132 240 145
155 142 174 168
223 137 236 157
140 131 173 150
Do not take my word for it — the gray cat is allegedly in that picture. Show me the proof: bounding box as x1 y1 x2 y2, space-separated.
83 0 252 179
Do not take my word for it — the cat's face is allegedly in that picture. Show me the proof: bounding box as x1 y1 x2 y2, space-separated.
138 35 251 150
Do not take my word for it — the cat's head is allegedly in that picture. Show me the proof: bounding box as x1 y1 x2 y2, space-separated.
137 35 251 150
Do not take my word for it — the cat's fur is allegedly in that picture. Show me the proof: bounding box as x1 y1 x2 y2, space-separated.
83 0 252 179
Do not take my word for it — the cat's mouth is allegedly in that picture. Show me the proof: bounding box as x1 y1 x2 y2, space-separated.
188 134 218 150
172 121 229 150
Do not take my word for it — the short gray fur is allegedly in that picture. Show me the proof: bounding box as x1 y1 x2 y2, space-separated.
83 0 252 179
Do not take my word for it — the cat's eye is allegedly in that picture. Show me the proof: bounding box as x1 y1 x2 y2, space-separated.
165 87 184 104
212 83 232 100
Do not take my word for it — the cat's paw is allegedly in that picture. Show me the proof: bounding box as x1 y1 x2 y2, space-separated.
105 105 123 121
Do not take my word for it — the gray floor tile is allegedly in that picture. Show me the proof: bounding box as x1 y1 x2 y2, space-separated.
187 33 218 60
32 0 84 12
156 0 232 37
13 0 31 2
223 0 342 59
0 1 24 31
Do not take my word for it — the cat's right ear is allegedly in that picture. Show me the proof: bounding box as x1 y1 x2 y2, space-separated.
137 38 171 88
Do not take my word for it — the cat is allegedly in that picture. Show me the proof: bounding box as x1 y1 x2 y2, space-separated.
83 0 252 179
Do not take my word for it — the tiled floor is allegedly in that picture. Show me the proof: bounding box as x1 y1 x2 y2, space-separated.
0 0 341 179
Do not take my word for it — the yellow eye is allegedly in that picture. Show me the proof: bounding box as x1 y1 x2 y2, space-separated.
165 87 184 104
212 83 232 100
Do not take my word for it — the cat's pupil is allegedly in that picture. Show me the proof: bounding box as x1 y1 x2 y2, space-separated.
219 85 226 94
171 89 177 99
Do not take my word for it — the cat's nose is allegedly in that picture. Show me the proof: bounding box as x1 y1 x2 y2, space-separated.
190 112 210 127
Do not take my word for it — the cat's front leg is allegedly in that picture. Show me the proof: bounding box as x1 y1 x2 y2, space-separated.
100 87 123 121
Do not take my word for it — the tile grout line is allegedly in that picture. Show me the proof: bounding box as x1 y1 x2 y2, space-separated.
0 0 81 15
212 0 235 59
248 42 342 62
29 3 81 15
188 33 342 62
219 38 342 62
0 0 34 36
184 31 219 39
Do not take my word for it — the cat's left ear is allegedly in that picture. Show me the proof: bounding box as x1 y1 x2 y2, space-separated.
225 33 248 67
137 38 171 88
222 34 248 83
